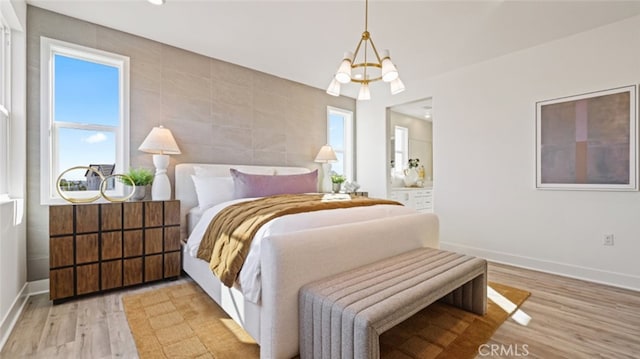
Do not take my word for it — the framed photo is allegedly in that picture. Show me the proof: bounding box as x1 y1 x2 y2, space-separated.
536 85 637 190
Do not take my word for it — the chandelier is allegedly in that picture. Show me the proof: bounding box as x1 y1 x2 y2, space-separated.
326 0 405 100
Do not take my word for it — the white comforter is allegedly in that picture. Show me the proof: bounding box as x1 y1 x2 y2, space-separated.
185 197 416 303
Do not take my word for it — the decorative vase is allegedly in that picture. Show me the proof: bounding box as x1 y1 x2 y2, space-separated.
391 172 405 187
131 185 146 201
332 182 342 193
403 168 419 187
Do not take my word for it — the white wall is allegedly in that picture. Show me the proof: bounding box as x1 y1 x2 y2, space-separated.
0 0 28 349
356 99 388 198
357 14 640 290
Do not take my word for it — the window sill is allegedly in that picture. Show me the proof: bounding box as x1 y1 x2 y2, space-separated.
42 196 123 206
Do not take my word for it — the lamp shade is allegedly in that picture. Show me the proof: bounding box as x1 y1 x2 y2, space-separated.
380 50 399 83
335 51 354 84
138 126 181 155
390 77 406 95
326 78 341 97
314 145 337 163
381 58 398 82
357 83 371 101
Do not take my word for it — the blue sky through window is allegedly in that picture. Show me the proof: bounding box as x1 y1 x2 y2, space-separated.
54 54 119 180
328 113 345 175
55 54 119 126
59 128 116 180
329 114 344 150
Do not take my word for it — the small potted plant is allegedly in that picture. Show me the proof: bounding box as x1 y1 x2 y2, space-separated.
121 167 154 200
330 173 346 193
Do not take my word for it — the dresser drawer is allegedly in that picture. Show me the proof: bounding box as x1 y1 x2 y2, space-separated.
390 189 433 212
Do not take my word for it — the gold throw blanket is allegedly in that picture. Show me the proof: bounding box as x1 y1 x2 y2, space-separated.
196 193 402 287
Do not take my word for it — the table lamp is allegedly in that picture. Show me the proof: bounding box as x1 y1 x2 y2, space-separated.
314 145 337 193
138 126 181 200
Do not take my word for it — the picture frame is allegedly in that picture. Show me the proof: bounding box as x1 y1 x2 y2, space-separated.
536 85 637 191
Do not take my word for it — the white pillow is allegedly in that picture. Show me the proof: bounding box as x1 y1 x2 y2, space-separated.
193 166 223 177
191 175 235 210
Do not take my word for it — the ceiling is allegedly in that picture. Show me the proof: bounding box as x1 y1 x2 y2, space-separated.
28 0 640 102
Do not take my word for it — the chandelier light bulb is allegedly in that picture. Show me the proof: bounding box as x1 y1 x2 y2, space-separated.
357 83 371 101
335 52 354 84
390 77 405 95
326 78 341 96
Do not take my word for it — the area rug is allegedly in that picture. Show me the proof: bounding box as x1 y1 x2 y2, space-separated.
123 281 529 359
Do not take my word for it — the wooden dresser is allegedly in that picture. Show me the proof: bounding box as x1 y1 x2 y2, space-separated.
49 200 181 302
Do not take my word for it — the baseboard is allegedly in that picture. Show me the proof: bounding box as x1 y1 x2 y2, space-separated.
0 279 50 351
28 279 50 295
441 241 640 292
0 283 29 351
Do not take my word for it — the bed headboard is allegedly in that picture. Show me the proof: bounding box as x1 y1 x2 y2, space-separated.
175 163 312 237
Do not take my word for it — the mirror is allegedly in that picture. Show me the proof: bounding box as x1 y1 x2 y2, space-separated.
409 139 429 177
386 97 433 191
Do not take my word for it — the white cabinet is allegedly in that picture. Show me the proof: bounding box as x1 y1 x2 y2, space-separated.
389 188 433 213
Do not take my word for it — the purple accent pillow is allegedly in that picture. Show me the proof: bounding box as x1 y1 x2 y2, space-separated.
230 168 318 198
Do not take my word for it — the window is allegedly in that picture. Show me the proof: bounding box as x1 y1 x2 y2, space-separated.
327 107 354 180
40 37 130 204
0 20 10 197
394 126 408 175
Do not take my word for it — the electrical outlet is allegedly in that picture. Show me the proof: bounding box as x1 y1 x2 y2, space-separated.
603 234 614 246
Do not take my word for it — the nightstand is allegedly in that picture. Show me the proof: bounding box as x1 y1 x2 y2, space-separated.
49 200 181 302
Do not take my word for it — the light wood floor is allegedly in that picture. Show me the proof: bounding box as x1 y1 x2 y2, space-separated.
1 263 639 359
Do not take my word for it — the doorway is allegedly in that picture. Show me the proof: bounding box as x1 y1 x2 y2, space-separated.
387 97 433 194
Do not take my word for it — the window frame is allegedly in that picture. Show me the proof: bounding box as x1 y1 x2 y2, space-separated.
326 106 354 180
394 125 409 175
0 20 10 198
40 37 130 204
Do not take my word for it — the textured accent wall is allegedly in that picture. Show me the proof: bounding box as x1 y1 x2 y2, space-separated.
26 6 355 281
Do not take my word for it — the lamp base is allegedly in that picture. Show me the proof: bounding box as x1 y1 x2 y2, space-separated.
321 162 332 193
151 154 171 200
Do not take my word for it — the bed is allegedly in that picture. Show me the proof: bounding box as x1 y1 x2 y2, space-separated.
176 163 439 359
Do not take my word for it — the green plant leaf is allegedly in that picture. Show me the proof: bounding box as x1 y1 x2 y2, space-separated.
119 167 154 186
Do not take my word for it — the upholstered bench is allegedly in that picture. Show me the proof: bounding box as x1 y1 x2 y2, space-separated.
299 247 487 359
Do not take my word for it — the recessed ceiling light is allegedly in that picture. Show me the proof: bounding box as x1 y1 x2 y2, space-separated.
148 0 165 5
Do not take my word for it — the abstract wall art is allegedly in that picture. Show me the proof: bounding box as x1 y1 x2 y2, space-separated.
536 85 637 190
